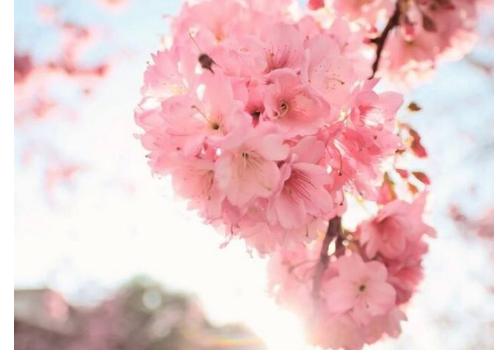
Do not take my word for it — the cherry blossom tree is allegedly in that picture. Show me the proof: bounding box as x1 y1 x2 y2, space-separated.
133 0 486 349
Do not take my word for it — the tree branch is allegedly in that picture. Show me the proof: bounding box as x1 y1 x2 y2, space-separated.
370 2 401 78
311 216 342 301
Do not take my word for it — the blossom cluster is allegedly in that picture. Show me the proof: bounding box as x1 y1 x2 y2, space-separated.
309 0 487 86
136 0 403 253
135 0 436 348
268 195 436 349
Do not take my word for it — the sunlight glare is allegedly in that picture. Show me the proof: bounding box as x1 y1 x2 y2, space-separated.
243 300 307 350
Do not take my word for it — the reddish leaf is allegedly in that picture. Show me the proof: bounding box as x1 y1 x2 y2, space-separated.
408 102 422 112
396 169 410 178
413 171 431 185
409 128 428 158
408 183 419 195
411 142 427 158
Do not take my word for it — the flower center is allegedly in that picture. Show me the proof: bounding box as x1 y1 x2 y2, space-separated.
279 101 289 117
283 169 314 202
250 110 261 119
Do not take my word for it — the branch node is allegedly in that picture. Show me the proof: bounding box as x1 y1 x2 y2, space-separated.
370 2 401 78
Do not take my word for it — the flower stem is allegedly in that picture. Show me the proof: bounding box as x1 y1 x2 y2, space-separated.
370 1 401 78
312 216 342 301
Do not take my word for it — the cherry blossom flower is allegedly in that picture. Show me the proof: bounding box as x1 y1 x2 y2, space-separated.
171 158 225 219
141 48 194 99
264 69 330 136
325 254 396 325
358 193 436 259
261 24 306 73
214 123 289 207
267 137 332 229
267 239 409 350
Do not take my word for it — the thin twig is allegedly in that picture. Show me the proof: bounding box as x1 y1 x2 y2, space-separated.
311 216 342 301
370 2 401 78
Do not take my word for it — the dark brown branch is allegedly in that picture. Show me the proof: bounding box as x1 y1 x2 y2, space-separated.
311 216 342 301
370 2 401 79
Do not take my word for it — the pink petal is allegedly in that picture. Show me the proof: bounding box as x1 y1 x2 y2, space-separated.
365 282 396 316
325 279 357 314
337 254 367 282
365 261 388 281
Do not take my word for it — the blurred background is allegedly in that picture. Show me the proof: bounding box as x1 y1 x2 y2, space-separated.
14 0 493 349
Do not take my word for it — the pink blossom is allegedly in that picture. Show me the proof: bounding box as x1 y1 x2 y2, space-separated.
349 79 402 134
333 0 394 25
246 0 293 14
141 48 196 99
236 217 326 254
262 24 305 73
325 254 396 325
358 193 436 259
172 0 245 44
264 69 330 136
214 123 289 207
385 239 429 304
171 158 225 219
267 242 408 350
320 0 483 86
301 34 357 110
267 137 332 229
380 0 479 86
308 0 324 10
364 307 407 344
311 314 367 350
